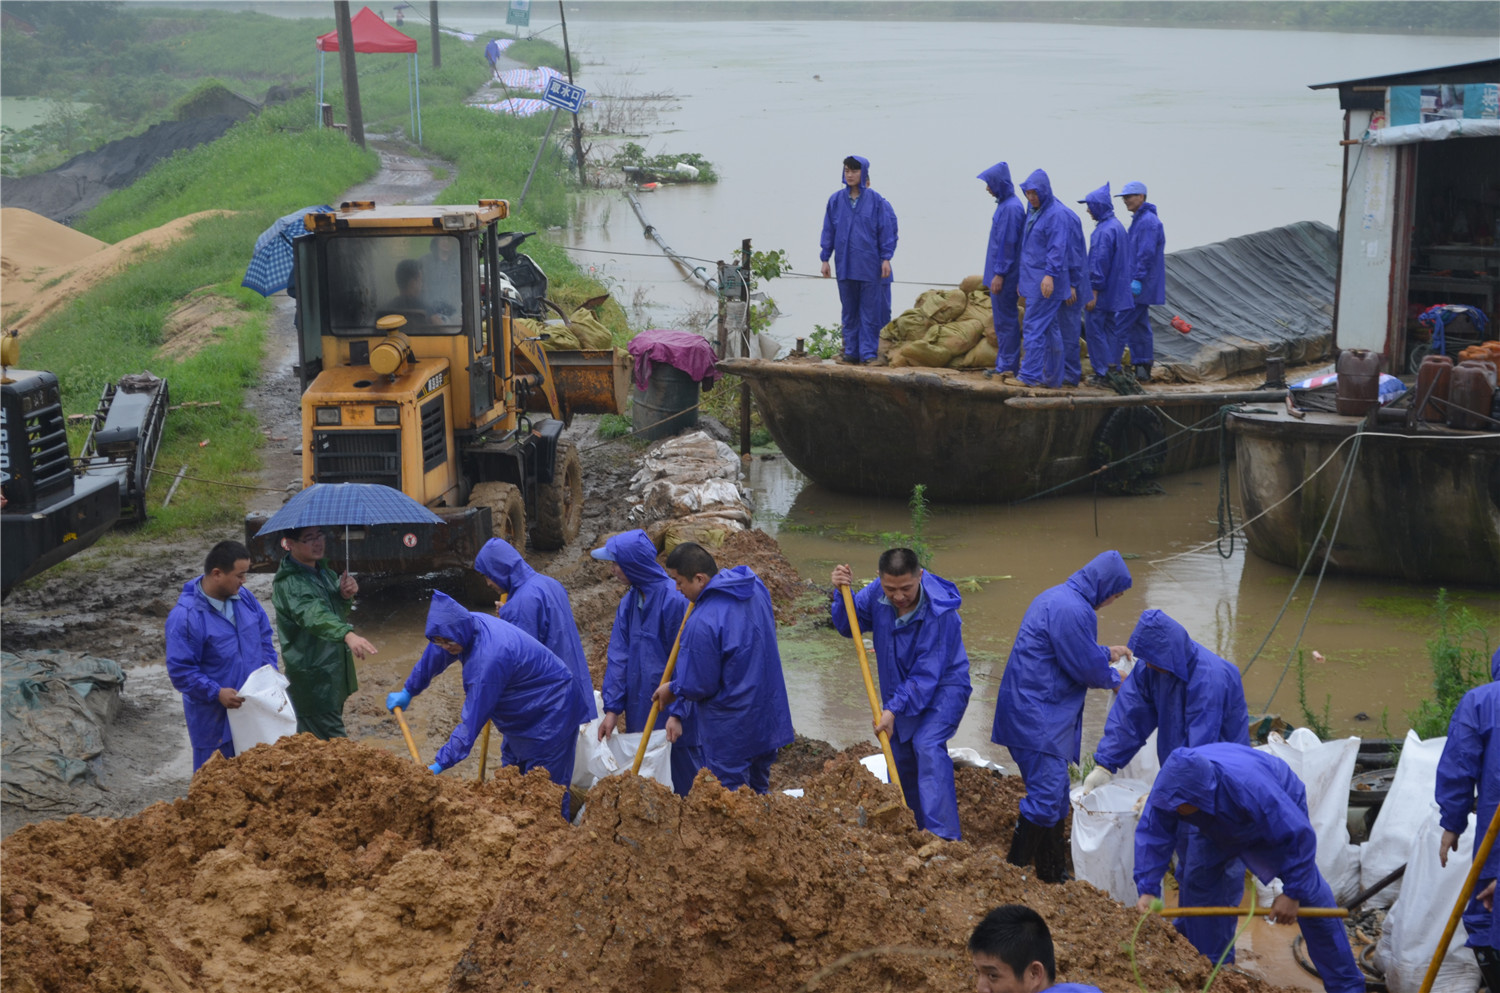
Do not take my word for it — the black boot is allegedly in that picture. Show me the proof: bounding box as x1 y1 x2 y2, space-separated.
1034 821 1070 884
1133 363 1150 383
1006 814 1041 869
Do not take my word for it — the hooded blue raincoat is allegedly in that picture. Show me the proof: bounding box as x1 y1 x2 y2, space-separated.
670 566 794 793
979 162 1027 374
1136 744 1365 993
599 530 701 794
474 539 596 721
820 155 898 362
992 551 1130 825
1124 200 1166 366
165 578 280 770
1436 648 1500 951
1017 170 1073 386
1082 184 1132 374
832 569 973 838
1096 609 1250 958
408 592 588 811
1058 207 1087 386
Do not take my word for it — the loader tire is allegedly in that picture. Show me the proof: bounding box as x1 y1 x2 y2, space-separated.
469 481 526 552
531 440 582 551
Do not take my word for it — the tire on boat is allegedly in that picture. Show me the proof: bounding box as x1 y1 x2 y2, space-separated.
1089 406 1168 494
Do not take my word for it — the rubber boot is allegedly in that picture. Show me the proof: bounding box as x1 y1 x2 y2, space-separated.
1134 363 1150 383
1006 815 1041 869
1034 821 1069 884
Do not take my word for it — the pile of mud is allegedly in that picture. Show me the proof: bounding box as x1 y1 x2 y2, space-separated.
3 737 1290 993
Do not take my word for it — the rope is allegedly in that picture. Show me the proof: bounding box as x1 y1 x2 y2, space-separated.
561 245 961 288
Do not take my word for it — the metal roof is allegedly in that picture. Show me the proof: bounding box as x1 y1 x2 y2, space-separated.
1310 58 1500 110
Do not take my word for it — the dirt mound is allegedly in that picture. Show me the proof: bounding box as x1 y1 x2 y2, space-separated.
716 527 817 621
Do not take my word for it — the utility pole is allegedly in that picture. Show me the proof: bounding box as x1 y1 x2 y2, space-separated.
333 1 366 149
557 0 585 183
429 2 441 68
740 237 752 456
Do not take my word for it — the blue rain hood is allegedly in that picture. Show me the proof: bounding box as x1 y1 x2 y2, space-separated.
1066 550 1133 608
608 529 670 591
1021 169 1054 211
1082 183 1115 222
426 590 476 649
699 564 761 602
474 538 533 593
978 161 1015 200
1127 609 1192 680
843 154 870 188
600 529 693 743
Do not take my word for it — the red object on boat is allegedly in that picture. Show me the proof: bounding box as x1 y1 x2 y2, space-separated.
638 182 659 191
1171 316 1192 334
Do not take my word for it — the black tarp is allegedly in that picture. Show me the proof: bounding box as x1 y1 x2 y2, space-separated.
1148 220 1336 382
2 650 124 813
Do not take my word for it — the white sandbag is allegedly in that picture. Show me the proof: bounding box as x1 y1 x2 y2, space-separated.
1118 728 1161 786
571 692 608 792
226 665 298 755
949 747 1005 774
641 478 748 518
1071 778 1153 904
1361 729 1448 908
860 752 889 784
1372 808 1479 993
585 728 673 790
1258 729 1362 904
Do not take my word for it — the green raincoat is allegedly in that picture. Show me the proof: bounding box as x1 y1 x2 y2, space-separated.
272 555 359 739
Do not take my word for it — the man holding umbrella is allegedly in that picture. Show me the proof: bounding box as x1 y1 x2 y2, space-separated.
272 526 379 739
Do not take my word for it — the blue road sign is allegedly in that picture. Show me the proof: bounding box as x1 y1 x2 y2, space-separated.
543 77 586 114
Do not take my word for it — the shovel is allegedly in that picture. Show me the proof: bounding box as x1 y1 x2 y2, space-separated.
630 602 694 776
1157 906 1348 918
392 706 421 763
838 584 906 804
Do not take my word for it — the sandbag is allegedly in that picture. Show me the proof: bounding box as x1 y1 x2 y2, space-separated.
226 665 298 756
929 317 983 355
1071 778 1153 904
1372 810 1480 993
930 289 969 324
641 478 745 518
891 339 955 368
584 728 674 791
914 290 950 319
958 274 984 293
1361 729 1448 909
566 308 614 350
650 511 749 552
949 338 997 370
1118 728 1161 786
1258 729 1362 904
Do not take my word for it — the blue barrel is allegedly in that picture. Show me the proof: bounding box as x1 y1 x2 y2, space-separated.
632 364 700 441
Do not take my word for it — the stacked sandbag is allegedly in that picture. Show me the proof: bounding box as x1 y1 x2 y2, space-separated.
876 277 1005 370
627 431 753 552
527 306 615 351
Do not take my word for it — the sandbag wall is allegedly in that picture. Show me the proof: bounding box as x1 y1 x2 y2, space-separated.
877 275 1003 370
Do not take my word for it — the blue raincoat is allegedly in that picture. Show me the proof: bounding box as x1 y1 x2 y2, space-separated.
165 578 279 770
599 530 701 795
832 569 973 839
1081 184 1132 375
474 539 597 721
408 592 588 789
1058 206 1087 386
670 566 794 792
1017 169 1073 386
820 155 898 362
1436 648 1500 950
1137 744 1365 993
992 551 1129 826
1096 609 1250 958
1123 200 1165 367
979 162 1027 374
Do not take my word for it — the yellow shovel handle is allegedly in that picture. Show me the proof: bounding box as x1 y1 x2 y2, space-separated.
1158 906 1347 919
392 706 421 764
478 593 506 783
839 584 906 805
631 601 694 776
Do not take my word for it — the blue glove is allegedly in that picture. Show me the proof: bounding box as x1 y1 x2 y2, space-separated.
1130 279 1142 296
386 689 411 712
428 762 443 774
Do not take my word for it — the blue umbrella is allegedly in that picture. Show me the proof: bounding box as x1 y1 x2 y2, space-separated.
241 205 333 297
256 482 445 569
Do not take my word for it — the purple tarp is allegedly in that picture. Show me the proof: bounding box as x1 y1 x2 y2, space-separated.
627 330 722 392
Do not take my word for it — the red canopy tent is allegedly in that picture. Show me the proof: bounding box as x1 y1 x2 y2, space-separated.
315 6 422 144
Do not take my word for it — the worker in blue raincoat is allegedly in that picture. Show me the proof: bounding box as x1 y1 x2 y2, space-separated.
1078 184 1133 386
1436 647 1500 993
1119 180 1165 382
1135 744 1365 993
991 550 1132 881
830 548 973 840
1057 206 1088 388
388 591 589 820
978 162 1027 378
594 529 700 795
165 541 280 771
969 904 1105 993
1016 169 1073 388
1083 609 1250 960
651 542 794 794
820 154 898 364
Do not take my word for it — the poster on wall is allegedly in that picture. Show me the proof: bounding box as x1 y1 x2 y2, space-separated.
1388 83 1500 126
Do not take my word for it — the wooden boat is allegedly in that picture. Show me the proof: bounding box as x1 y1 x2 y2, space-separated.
721 357 1293 502
1225 403 1500 585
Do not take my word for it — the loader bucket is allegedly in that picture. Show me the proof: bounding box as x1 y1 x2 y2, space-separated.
528 348 631 419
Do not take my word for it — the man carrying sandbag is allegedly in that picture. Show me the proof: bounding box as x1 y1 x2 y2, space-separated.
1436 647 1500 993
1082 609 1249 961
819 154 898 365
830 548 972 840
1015 169 1074 388
1078 183 1133 386
165 540 279 772
651 542 794 794
389 591 589 820
991 551 1132 881
1134 744 1365 993
978 161 1027 380
595 529 700 796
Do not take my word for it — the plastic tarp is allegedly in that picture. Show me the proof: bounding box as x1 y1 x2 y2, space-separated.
226 665 299 756
1150 221 1336 383
1372 809 1480 993
2 650 125 812
1258 729 1363 904
1361 729 1449 909
1365 118 1500 146
1071 777 1153 904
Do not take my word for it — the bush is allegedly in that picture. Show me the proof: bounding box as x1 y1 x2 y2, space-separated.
1408 590 1494 739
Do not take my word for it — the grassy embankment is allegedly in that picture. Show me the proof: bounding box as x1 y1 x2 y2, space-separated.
15 9 612 563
